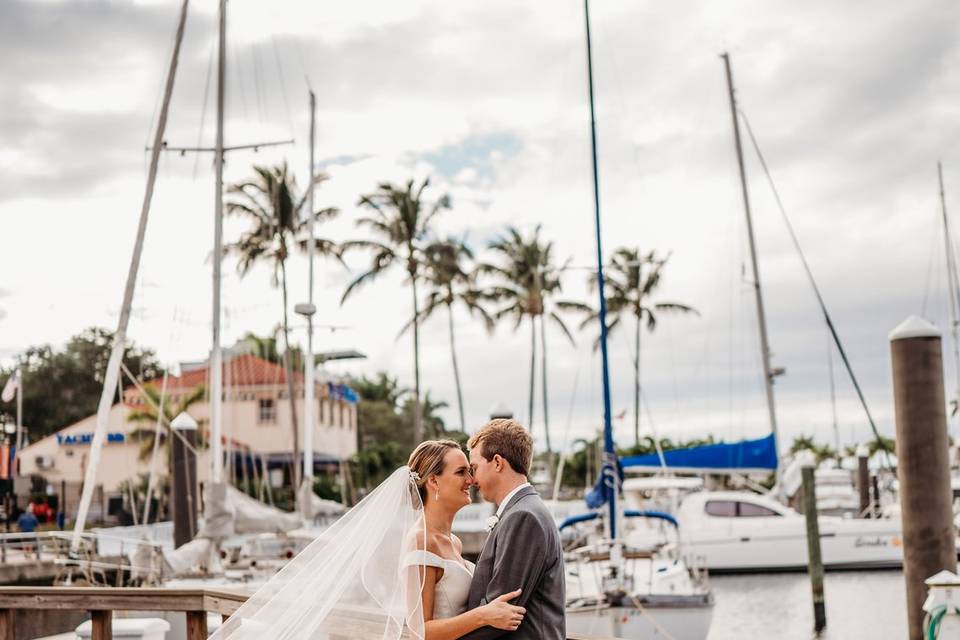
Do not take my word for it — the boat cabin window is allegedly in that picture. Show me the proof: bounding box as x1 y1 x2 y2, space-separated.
704 499 781 517
704 500 737 517
737 501 781 517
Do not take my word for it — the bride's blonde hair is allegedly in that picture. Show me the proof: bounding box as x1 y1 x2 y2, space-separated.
408 439 461 505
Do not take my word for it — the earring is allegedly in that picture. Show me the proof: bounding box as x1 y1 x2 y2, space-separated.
435 490 440 501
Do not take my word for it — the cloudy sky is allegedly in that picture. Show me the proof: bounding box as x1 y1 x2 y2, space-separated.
2 0 960 456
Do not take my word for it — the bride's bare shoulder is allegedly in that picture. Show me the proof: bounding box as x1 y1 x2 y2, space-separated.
405 522 435 553
405 524 445 556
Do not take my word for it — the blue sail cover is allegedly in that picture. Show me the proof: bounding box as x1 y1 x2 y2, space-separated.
585 453 624 509
620 433 778 473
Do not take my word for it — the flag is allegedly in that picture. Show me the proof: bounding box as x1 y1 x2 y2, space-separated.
614 409 627 420
1 370 18 403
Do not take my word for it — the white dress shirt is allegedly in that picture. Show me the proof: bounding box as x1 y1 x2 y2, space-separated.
496 482 532 518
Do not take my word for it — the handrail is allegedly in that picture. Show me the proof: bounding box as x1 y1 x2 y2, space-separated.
0 586 613 640
0 586 246 640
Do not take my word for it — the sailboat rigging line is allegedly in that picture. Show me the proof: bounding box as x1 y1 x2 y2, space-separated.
737 109 892 470
70 0 191 553
619 328 667 469
551 346 584 501
582 0 617 539
937 161 960 433
143 368 168 525
271 35 295 133
229 35 250 121
920 204 941 318
120 362 202 458
193 42 216 180
251 42 266 124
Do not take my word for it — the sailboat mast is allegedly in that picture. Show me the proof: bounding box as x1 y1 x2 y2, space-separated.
303 91 317 488
938 161 960 435
71 0 191 551
210 0 226 484
721 53 782 483
583 0 617 539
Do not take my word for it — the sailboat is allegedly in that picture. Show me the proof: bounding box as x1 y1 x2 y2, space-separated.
560 3 714 639
611 53 912 574
53 0 347 590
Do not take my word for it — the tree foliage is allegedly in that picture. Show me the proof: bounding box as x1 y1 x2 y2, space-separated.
341 177 452 444
348 371 460 490
0 327 161 442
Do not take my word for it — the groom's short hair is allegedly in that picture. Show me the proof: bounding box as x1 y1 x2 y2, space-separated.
468 419 533 477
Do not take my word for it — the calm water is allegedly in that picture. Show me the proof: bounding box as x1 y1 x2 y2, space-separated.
707 570 906 639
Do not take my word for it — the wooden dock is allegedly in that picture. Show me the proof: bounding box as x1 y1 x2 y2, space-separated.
0 586 611 640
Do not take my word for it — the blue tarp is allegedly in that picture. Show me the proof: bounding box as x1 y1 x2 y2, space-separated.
558 509 678 530
620 433 778 473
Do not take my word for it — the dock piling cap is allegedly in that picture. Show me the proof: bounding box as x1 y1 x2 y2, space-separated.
925 570 960 587
889 316 941 341
171 411 198 431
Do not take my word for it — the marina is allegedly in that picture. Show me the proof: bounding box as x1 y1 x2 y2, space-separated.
4 0 960 638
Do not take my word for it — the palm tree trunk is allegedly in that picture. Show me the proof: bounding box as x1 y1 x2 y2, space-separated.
528 316 536 433
540 315 552 454
634 312 641 448
411 269 424 443
540 314 554 490
280 258 301 492
447 302 466 433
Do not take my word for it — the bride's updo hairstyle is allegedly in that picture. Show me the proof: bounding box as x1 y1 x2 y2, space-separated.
408 439 461 507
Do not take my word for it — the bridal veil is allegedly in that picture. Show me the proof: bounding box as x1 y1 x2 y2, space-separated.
210 466 426 640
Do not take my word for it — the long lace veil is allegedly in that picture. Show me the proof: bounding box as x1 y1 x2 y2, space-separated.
210 466 425 640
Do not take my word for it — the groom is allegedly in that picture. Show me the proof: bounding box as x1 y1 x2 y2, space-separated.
460 419 565 639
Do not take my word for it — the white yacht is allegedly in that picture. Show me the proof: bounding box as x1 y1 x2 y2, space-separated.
624 484 905 572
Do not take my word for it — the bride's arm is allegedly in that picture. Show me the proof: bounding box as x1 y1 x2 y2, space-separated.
419 566 524 640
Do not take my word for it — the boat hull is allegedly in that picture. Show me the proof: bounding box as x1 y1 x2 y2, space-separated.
567 600 714 640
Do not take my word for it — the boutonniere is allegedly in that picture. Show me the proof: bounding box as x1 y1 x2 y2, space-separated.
485 515 500 532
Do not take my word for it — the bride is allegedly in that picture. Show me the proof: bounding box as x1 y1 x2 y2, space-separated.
209 439 525 640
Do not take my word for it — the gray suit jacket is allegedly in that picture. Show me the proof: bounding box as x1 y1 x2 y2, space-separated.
459 486 565 640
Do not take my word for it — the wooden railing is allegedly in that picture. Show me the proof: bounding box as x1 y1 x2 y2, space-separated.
0 587 246 640
0 587 607 640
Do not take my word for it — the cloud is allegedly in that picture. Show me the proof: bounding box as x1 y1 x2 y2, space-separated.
3 0 960 453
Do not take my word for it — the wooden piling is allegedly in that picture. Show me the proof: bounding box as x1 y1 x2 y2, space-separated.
170 413 199 548
802 466 826 633
890 316 958 640
857 454 870 516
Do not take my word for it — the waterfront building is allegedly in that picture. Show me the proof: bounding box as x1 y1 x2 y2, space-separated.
15 353 358 502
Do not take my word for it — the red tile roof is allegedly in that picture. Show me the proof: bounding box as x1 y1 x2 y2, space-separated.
147 354 304 391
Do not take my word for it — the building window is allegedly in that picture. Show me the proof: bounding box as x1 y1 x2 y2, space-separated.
258 398 277 424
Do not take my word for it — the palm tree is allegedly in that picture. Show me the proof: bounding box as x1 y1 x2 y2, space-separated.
568 248 697 447
399 238 493 432
127 384 206 461
482 225 575 455
340 177 451 444
225 162 340 490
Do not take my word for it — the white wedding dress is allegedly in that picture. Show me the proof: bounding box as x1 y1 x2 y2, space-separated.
404 550 475 618
208 467 459 640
